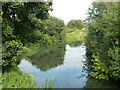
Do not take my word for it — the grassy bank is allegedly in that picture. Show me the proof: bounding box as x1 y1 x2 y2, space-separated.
2 69 56 88
2 45 56 88
66 30 87 44
2 69 35 88
2 45 38 88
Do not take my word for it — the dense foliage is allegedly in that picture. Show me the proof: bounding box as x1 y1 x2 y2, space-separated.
67 19 84 30
44 16 65 36
43 16 65 44
2 2 52 70
2 2 65 70
2 2 65 88
86 2 120 80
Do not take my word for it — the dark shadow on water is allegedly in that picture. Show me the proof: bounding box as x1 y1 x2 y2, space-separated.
25 44 66 71
18 41 120 88
84 76 120 88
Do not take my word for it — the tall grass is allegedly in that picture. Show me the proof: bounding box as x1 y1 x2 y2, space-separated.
2 44 57 89
2 69 56 88
44 76 56 88
2 69 36 88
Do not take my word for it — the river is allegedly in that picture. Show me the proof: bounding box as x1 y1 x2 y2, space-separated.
18 43 120 88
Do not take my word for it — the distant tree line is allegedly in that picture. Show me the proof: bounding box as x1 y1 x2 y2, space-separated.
67 19 84 30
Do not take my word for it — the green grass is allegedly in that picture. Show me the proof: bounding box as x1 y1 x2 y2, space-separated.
2 69 36 88
44 76 56 88
66 31 87 43
2 44 57 89
2 69 56 88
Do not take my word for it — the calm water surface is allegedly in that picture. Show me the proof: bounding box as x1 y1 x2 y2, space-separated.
18 43 120 88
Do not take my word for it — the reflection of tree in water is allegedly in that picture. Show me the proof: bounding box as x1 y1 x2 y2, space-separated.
68 41 83 47
26 44 66 71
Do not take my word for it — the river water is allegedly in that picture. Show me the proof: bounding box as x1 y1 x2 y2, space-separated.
18 43 120 88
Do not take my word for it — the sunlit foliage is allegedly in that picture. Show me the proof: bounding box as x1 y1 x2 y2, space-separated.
2 2 52 69
86 2 120 80
67 19 84 30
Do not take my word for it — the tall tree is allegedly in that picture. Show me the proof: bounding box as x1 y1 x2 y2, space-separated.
44 16 65 36
2 2 52 69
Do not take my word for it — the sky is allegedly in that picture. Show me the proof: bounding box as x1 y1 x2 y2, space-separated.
50 0 93 24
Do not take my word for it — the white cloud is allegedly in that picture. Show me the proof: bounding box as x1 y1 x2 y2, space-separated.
50 0 93 24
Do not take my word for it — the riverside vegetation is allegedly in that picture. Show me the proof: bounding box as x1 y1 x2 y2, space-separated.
1 1 120 88
66 19 87 44
86 2 120 80
2 2 64 88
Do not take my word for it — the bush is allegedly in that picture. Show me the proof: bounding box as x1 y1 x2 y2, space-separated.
86 2 120 80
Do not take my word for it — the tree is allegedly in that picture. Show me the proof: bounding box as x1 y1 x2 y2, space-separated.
43 16 65 43
67 19 84 30
2 2 52 69
43 16 65 36
86 2 120 80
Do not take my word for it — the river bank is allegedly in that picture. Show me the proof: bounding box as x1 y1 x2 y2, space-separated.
2 29 120 88
66 30 87 44
2 30 86 88
2 45 56 88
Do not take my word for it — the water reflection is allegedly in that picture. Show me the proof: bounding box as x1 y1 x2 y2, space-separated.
18 44 87 88
18 42 120 88
84 76 120 88
26 44 66 71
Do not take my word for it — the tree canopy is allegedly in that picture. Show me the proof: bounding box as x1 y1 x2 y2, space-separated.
2 2 52 69
2 2 66 70
67 19 84 30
